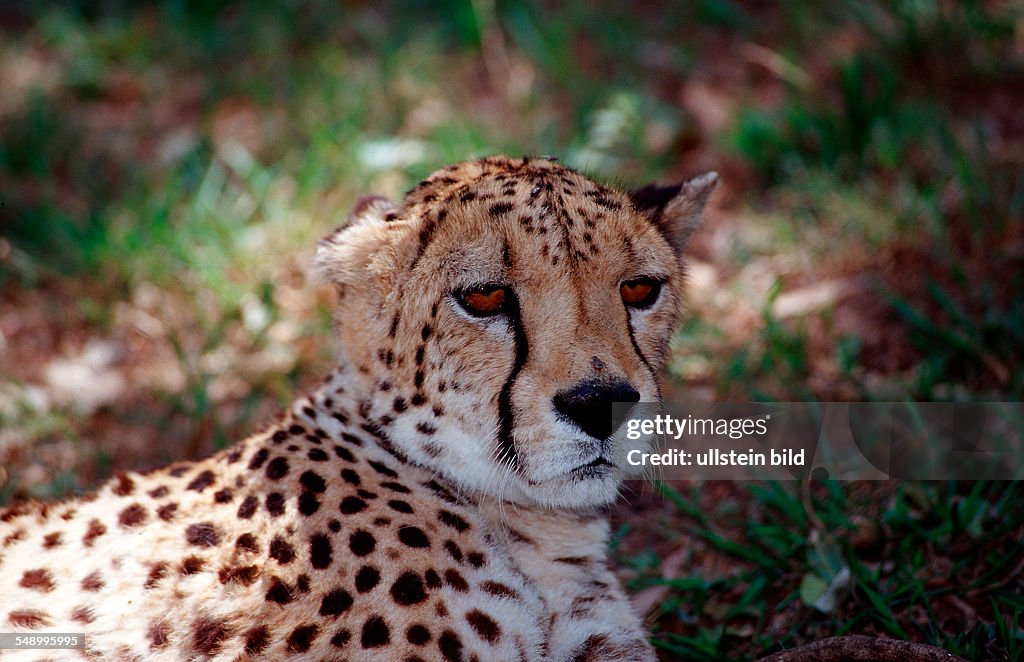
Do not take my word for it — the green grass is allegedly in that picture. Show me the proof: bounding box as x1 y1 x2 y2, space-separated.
633 480 1024 660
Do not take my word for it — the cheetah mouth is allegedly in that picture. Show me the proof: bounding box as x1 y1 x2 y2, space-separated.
570 456 614 477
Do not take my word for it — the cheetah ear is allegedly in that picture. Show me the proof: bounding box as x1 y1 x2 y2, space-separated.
630 172 718 256
314 195 400 287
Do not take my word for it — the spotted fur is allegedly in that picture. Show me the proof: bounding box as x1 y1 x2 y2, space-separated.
0 156 716 661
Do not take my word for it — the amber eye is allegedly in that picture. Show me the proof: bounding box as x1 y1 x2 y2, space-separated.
620 277 662 309
457 285 511 317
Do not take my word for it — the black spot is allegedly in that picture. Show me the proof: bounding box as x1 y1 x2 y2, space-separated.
191 617 229 656
243 625 269 654
149 621 169 649
426 480 458 503
335 445 357 462
213 488 233 503
80 571 103 592
438 510 470 532
118 503 148 528
310 534 332 569
287 624 319 653
265 577 293 604
186 470 215 492
248 448 269 470
341 468 361 485
271 430 288 444
466 609 501 643
424 569 442 588
421 324 432 340
6 609 48 628
407 624 432 646
368 460 398 478
320 588 354 616
19 568 55 592
266 492 286 516
357 489 378 500
237 495 258 519
340 496 367 514
381 481 411 494
185 522 221 547
269 536 296 564
307 448 328 462
355 565 380 593
388 500 414 514
349 530 376 556
480 581 520 600
296 573 311 593
328 519 341 532
393 397 407 412
390 571 428 605
439 629 463 661
444 540 463 562
467 552 486 568
398 525 430 548
339 433 363 447
299 470 327 493
294 491 319 516
361 616 390 648
266 457 289 480
157 503 178 521
444 569 469 592
489 201 513 216
180 555 205 575
112 473 135 496
235 533 260 553
416 422 438 435
330 629 351 648
289 424 306 436
145 562 168 588
217 564 259 585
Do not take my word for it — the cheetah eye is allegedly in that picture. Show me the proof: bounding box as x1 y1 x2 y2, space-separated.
456 285 512 318
620 277 662 309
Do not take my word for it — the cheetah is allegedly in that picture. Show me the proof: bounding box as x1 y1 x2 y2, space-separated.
0 156 716 661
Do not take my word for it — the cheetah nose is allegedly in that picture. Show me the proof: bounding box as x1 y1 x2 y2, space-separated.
553 379 640 441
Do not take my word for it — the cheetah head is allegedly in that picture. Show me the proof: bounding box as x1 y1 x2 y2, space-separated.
316 156 716 509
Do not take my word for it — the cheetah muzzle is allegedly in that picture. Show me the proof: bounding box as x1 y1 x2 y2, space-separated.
0 156 716 661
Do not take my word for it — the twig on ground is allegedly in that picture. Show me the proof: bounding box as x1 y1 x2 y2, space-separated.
755 635 969 662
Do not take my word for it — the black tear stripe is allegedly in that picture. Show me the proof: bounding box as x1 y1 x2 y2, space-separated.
625 318 659 396
497 291 528 471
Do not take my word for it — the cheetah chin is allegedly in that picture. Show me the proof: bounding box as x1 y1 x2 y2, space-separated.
1 156 715 662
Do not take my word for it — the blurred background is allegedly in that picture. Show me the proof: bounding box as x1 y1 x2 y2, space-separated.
1 1 1022 659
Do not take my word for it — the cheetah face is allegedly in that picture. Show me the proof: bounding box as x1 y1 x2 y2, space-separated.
316 157 716 509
